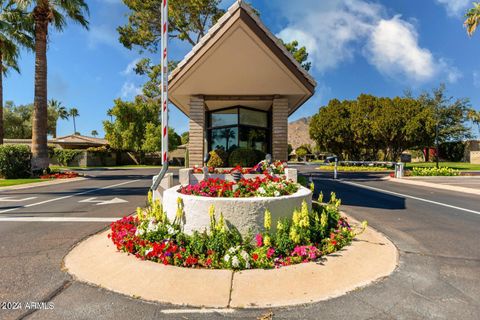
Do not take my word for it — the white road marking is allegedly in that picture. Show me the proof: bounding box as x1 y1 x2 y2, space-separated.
0 179 141 214
160 308 235 314
0 217 118 222
79 197 128 206
339 180 480 216
0 196 37 202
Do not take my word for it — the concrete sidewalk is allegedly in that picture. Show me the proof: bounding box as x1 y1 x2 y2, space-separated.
391 176 480 195
64 219 397 309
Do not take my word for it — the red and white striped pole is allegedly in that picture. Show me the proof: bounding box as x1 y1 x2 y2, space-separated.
151 0 169 192
161 0 169 165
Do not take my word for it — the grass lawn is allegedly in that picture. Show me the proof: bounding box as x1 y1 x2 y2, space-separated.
0 179 44 187
405 162 480 171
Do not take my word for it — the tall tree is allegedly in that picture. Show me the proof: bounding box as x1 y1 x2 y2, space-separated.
0 2 33 144
47 99 68 137
16 0 89 170
91 130 98 137
69 107 79 134
465 2 480 36
467 109 480 138
106 108 113 122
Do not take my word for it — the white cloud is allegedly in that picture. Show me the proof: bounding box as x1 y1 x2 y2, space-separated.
274 0 460 84
435 0 470 16
122 58 141 75
366 16 436 83
120 82 142 98
474 71 480 87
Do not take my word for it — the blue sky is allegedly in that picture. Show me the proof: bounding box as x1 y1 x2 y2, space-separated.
5 0 480 138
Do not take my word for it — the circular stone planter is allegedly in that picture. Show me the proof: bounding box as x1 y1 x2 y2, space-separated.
64 217 398 308
162 186 312 235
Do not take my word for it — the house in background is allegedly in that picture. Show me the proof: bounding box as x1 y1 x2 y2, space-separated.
4 134 108 150
168 0 316 167
50 134 108 149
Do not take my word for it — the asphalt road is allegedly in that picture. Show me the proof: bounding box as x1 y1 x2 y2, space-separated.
1 168 479 319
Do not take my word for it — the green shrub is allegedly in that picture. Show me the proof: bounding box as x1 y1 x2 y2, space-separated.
411 167 460 176
53 149 82 166
439 142 465 162
0 145 32 179
207 149 228 167
228 148 264 167
86 146 109 154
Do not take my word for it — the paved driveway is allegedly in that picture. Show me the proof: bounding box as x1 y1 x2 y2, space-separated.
1 168 479 319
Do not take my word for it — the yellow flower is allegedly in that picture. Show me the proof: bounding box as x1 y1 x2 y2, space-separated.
264 209 272 231
264 235 271 247
277 220 284 231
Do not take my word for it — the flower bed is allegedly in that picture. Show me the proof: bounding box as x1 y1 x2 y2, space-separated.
178 175 298 198
410 167 460 176
192 161 287 175
109 192 366 270
40 171 79 179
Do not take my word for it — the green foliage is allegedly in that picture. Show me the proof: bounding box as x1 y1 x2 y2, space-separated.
310 88 472 161
115 192 366 270
53 149 82 166
411 167 460 176
281 40 311 71
228 148 263 167
207 149 227 167
103 97 181 153
295 146 309 158
439 141 465 162
3 101 59 139
0 144 31 178
181 131 189 145
464 2 480 36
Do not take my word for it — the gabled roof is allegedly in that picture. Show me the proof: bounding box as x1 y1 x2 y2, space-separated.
169 0 316 116
52 134 108 145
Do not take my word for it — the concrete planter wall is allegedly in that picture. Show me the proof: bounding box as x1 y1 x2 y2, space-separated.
162 186 312 235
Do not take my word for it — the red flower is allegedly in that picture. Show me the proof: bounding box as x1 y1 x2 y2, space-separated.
252 253 259 261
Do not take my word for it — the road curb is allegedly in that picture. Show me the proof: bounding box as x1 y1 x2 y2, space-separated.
389 177 480 196
0 177 88 192
63 216 398 308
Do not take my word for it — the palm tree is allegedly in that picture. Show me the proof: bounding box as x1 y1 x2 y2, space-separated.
468 109 480 138
465 2 480 36
47 99 68 137
16 0 89 170
91 130 98 137
106 108 113 122
219 128 236 151
0 2 33 144
69 107 79 134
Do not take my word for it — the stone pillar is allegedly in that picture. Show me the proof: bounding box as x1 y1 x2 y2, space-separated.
188 95 206 167
272 96 288 161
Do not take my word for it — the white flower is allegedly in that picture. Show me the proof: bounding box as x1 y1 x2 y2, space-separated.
224 254 230 262
228 247 236 254
245 261 251 269
240 250 249 261
147 219 157 232
167 225 175 235
145 247 153 256
232 256 240 268
135 228 145 236
274 191 280 197
258 187 266 194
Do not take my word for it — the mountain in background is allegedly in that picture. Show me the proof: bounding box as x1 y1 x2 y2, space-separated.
288 117 315 150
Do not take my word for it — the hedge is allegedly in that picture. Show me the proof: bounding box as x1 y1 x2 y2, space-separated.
0 145 32 179
53 149 82 166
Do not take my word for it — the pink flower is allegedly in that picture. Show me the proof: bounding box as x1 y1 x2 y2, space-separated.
266 247 275 258
255 234 263 247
